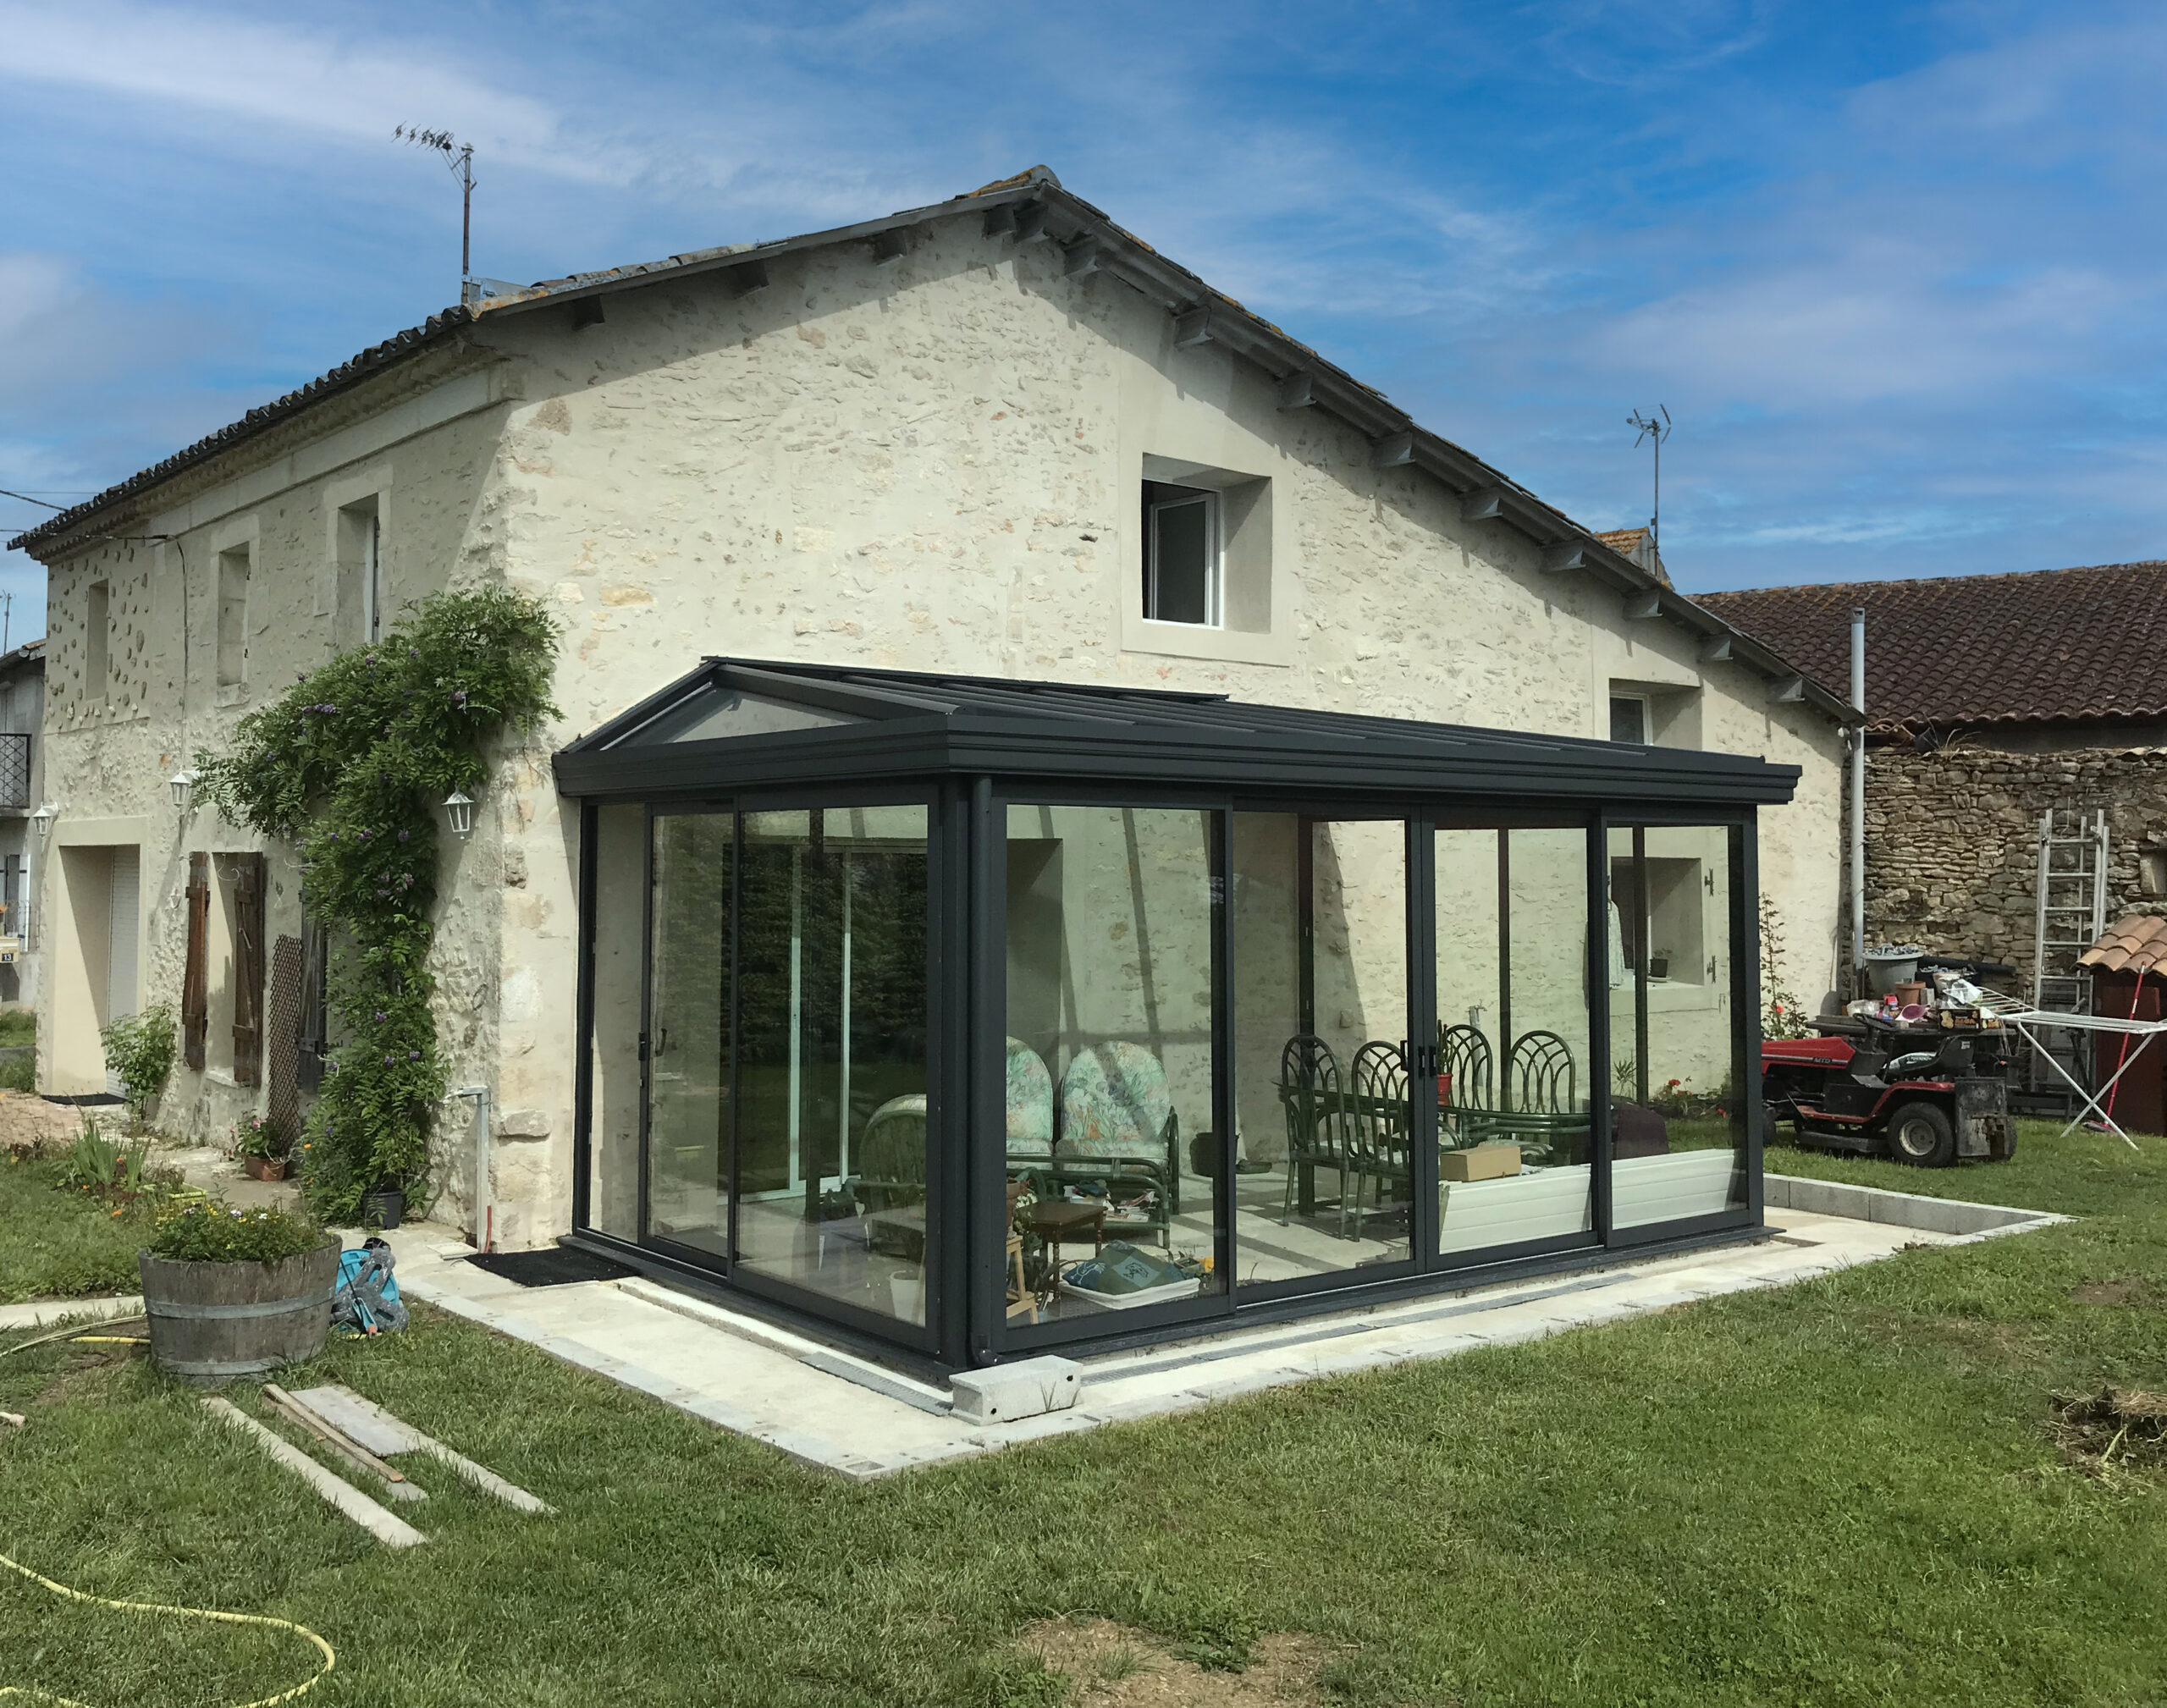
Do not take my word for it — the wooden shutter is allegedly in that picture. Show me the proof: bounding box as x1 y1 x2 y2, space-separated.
230 854 266 1088
182 853 209 1071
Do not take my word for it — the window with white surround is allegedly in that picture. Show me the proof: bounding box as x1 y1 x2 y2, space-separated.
216 546 251 687
1609 693 1648 745
1144 481 1220 626
336 497 383 644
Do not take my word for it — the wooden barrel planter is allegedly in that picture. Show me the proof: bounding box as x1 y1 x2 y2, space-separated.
138 1242 340 1385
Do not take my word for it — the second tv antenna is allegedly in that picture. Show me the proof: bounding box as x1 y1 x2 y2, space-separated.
1627 405 1672 561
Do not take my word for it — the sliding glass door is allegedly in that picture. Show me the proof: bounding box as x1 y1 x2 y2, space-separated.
644 810 733 1260
1432 824 1596 1264
1606 823 1749 1233
1229 813 1414 1291
637 800 935 1335
736 807 931 1322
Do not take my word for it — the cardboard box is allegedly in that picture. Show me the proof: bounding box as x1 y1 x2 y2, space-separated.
1441 1143 1522 1182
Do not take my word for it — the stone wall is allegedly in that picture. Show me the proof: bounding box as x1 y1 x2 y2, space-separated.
1854 741 2167 994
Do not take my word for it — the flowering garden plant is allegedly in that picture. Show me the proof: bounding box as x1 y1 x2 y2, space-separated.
148 1201 327 1264
195 587 559 1221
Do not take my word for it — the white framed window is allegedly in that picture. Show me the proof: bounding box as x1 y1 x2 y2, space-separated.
1144 482 1221 627
337 496 382 645
216 546 251 687
362 507 381 642
1609 693 1649 745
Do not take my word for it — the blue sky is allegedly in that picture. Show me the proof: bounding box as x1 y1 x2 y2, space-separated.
3 0 2163 637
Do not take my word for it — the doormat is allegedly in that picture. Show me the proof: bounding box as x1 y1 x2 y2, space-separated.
466 1247 638 1287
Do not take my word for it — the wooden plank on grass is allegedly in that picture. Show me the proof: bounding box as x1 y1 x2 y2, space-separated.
201 1397 426 1547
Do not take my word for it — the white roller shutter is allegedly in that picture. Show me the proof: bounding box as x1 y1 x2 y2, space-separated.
104 847 139 1095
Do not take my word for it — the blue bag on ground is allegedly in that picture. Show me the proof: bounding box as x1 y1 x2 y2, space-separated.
333 1236 407 1334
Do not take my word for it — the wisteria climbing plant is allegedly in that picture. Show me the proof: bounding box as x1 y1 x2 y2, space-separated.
196 586 560 1220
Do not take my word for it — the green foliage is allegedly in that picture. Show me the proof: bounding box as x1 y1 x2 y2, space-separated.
98 1004 177 1116
0 1145 157 1302
6 1119 2167 1705
54 1119 153 1196
196 586 560 1220
146 1201 326 1264
230 1112 291 1160
1760 893 1813 1039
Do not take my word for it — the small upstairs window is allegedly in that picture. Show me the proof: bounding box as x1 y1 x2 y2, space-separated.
1609 693 1648 745
217 545 251 687
1143 481 1220 626
85 579 110 703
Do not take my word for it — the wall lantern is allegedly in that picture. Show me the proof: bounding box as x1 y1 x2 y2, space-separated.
168 769 198 812
30 803 56 840
442 790 476 841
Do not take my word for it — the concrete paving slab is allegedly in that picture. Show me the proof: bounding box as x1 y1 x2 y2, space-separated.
356 1191 2058 1480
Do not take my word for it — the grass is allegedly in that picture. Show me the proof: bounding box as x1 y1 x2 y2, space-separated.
0 1146 156 1303
0 1007 35 1091
2 1121 2164 1705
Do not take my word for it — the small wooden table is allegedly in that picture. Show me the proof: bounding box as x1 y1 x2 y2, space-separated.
1022 1198 1106 1276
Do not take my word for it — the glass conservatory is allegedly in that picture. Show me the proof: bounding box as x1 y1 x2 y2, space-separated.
556 660 1793 1371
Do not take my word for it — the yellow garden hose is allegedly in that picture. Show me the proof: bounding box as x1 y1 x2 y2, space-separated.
0 1553 334 1707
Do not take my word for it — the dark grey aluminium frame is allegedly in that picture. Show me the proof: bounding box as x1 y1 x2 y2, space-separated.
556 660 1791 1373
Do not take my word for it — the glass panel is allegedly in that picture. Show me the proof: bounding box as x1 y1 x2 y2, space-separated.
1435 827 1594 1259
1150 495 1213 625
645 812 733 1259
587 804 646 1241
736 807 931 1322
1607 824 1746 1228
1231 814 1411 1285
1004 804 1226 1325
614 687 860 747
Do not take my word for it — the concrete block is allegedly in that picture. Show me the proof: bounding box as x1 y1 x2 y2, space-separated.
947 1356 1084 1425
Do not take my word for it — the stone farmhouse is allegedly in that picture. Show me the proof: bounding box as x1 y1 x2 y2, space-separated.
1704 561 2167 1002
9 167 1849 1361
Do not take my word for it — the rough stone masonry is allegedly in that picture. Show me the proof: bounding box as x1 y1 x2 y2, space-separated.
1855 741 2167 994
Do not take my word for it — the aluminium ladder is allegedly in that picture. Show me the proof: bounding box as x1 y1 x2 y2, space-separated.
2026 806 2109 1103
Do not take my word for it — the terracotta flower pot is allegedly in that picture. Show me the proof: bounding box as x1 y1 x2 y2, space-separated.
242 1155 289 1182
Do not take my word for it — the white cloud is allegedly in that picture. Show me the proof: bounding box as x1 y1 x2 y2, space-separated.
0 1 621 182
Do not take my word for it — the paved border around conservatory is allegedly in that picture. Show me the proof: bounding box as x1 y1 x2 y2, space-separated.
370 1181 2065 1480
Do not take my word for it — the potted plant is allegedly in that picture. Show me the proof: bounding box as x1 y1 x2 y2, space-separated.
232 1113 292 1181
139 1202 338 1384
360 1182 405 1231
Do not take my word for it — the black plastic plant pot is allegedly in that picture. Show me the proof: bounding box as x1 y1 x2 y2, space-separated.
360 1187 404 1231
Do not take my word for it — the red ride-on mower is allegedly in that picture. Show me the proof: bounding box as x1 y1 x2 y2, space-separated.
1762 1015 2020 1167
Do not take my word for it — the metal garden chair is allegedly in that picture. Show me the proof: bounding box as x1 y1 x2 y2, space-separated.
1497 1029 1590 1165
1345 1039 1413 1241
1276 1033 1350 1229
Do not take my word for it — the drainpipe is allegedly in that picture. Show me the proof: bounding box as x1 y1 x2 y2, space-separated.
1850 608 1866 992
452 1084 492 1253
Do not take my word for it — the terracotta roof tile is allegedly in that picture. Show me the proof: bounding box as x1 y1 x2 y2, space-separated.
2080 914 2167 976
1696 562 2167 731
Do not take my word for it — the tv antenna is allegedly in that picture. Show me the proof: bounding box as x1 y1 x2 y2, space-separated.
395 125 477 298
1627 405 1672 559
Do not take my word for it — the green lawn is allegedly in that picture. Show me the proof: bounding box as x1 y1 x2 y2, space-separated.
0 1009 36 1091
3 1122 2164 1706
0 1148 155 1303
